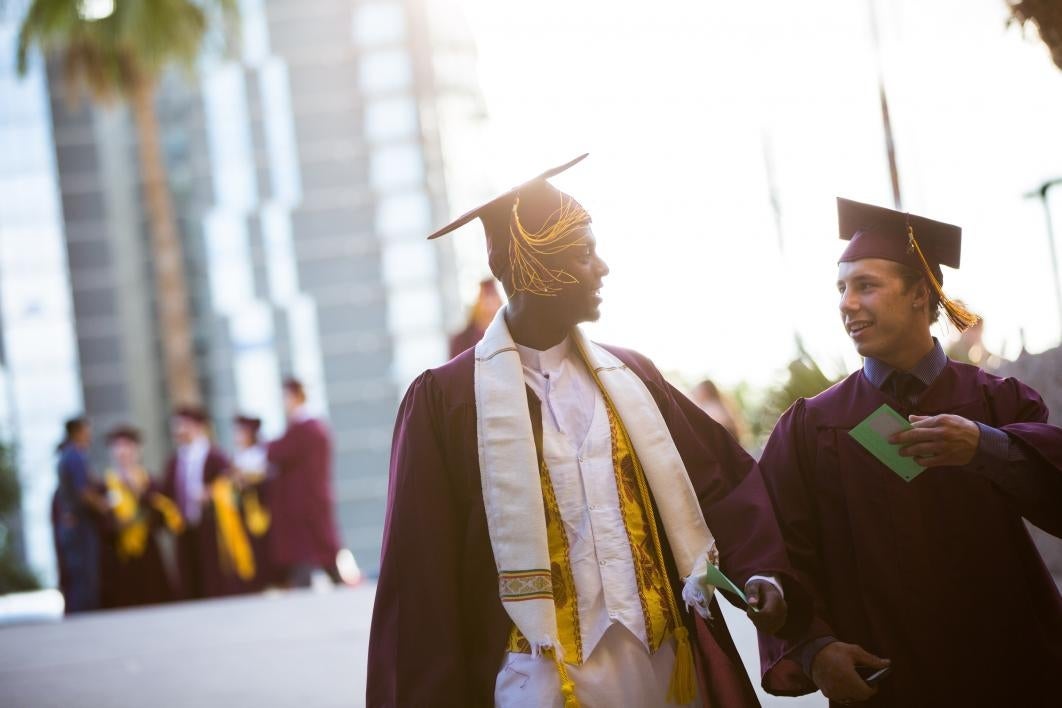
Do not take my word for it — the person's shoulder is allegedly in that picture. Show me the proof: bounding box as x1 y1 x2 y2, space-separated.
596 342 661 380
393 349 477 420
207 445 230 465
802 371 862 409
410 348 476 398
951 359 1046 403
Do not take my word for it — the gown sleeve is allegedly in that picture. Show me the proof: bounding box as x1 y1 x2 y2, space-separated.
976 377 1062 537
639 363 814 641
366 371 469 707
755 399 838 696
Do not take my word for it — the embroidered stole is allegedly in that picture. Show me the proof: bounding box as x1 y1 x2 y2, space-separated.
505 403 680 661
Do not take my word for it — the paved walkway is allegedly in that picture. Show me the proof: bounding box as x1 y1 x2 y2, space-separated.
0 583 822 707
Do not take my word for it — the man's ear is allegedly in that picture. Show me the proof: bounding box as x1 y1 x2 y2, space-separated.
912 278 932 310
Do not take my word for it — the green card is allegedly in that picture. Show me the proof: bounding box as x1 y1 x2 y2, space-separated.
848 403 925 482
702 564 747 603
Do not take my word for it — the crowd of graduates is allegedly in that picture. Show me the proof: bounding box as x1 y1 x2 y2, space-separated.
50 377 356 614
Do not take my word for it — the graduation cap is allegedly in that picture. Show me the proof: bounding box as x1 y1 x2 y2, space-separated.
837 197 979 331
234 415 262 436
105 424 141 444
428 154 592 296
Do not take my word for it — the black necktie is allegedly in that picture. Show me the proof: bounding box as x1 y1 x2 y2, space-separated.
886 371 925 406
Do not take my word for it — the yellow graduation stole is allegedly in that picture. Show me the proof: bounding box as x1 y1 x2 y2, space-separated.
210 478 256 581
105 469 185 560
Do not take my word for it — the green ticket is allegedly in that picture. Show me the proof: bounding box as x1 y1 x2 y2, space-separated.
702 563 746 603
848 403 925 482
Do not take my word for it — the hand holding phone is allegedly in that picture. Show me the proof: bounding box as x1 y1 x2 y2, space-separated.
856 665 893 687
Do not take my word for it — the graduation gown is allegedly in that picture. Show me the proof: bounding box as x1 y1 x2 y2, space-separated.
758 360 1062 707
161 448 239 599
367 345 812 707
267 419 341 569
98 477 174 609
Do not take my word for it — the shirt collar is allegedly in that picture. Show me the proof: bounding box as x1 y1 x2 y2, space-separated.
863 338 948 390
180 435 210 456
515 336 572 374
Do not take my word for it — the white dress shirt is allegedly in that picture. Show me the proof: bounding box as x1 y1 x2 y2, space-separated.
176 435 209 525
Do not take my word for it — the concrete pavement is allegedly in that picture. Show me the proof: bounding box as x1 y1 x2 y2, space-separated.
0 583 824 707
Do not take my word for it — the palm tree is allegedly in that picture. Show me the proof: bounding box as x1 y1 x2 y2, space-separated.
1008 1 1062 71
16 0 238 407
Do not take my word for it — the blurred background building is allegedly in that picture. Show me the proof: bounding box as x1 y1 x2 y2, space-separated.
1 0 490 583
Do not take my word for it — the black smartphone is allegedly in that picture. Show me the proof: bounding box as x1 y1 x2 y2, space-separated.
856 665 892 687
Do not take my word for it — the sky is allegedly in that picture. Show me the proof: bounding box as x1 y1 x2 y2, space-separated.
448 0 1062 389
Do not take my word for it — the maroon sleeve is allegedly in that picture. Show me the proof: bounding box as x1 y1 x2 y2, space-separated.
982 377 1062 537
755 399 835 696
204 448 232 485
654 376 812 629
367 371 469 706
267 426 300 469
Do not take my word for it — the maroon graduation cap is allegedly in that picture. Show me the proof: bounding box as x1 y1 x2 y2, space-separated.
836 197 978 330
428 154 592 295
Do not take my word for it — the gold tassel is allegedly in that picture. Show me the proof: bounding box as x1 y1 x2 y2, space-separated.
667 626 697 705
508 196 591 296
907 224 981 332
544 647 580 708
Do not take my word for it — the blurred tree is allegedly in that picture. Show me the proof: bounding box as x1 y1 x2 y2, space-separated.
749 339 844 446
16 0 239 408
1008 0 1062 70
0 441 39 594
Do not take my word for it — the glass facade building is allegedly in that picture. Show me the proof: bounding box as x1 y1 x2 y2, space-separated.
1 0 487 580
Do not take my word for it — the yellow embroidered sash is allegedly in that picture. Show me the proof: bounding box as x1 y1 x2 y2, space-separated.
104 469 184 560
105 470 150 561
505 360 697 705
506 403 681 659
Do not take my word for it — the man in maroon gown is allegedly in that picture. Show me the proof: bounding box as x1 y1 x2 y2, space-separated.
161 406 237 599
266 378 343 587
368 155 811 707
757 198 1062 706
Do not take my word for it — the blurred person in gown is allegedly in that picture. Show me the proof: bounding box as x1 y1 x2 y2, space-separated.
52 416 107 614
449 277 503 358
689 379 747 444
267 378 358 588
98 425 181 608
232 414 275 589
162 406 254 599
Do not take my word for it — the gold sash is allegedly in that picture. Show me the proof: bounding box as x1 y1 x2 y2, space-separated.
211 478 256 581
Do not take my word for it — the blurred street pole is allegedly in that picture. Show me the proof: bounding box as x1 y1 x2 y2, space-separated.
761 130 784 254
868 0 903 210
1024 178 1062 334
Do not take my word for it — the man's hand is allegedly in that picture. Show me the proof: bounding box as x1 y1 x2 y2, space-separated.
745 578 787 634
811 641 890 704
890 414 980 467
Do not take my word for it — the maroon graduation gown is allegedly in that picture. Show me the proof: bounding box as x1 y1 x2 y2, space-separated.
367 345 812 707
757 361 1062 707
161 447 239 599
266 419 341 569
98 478 174 609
